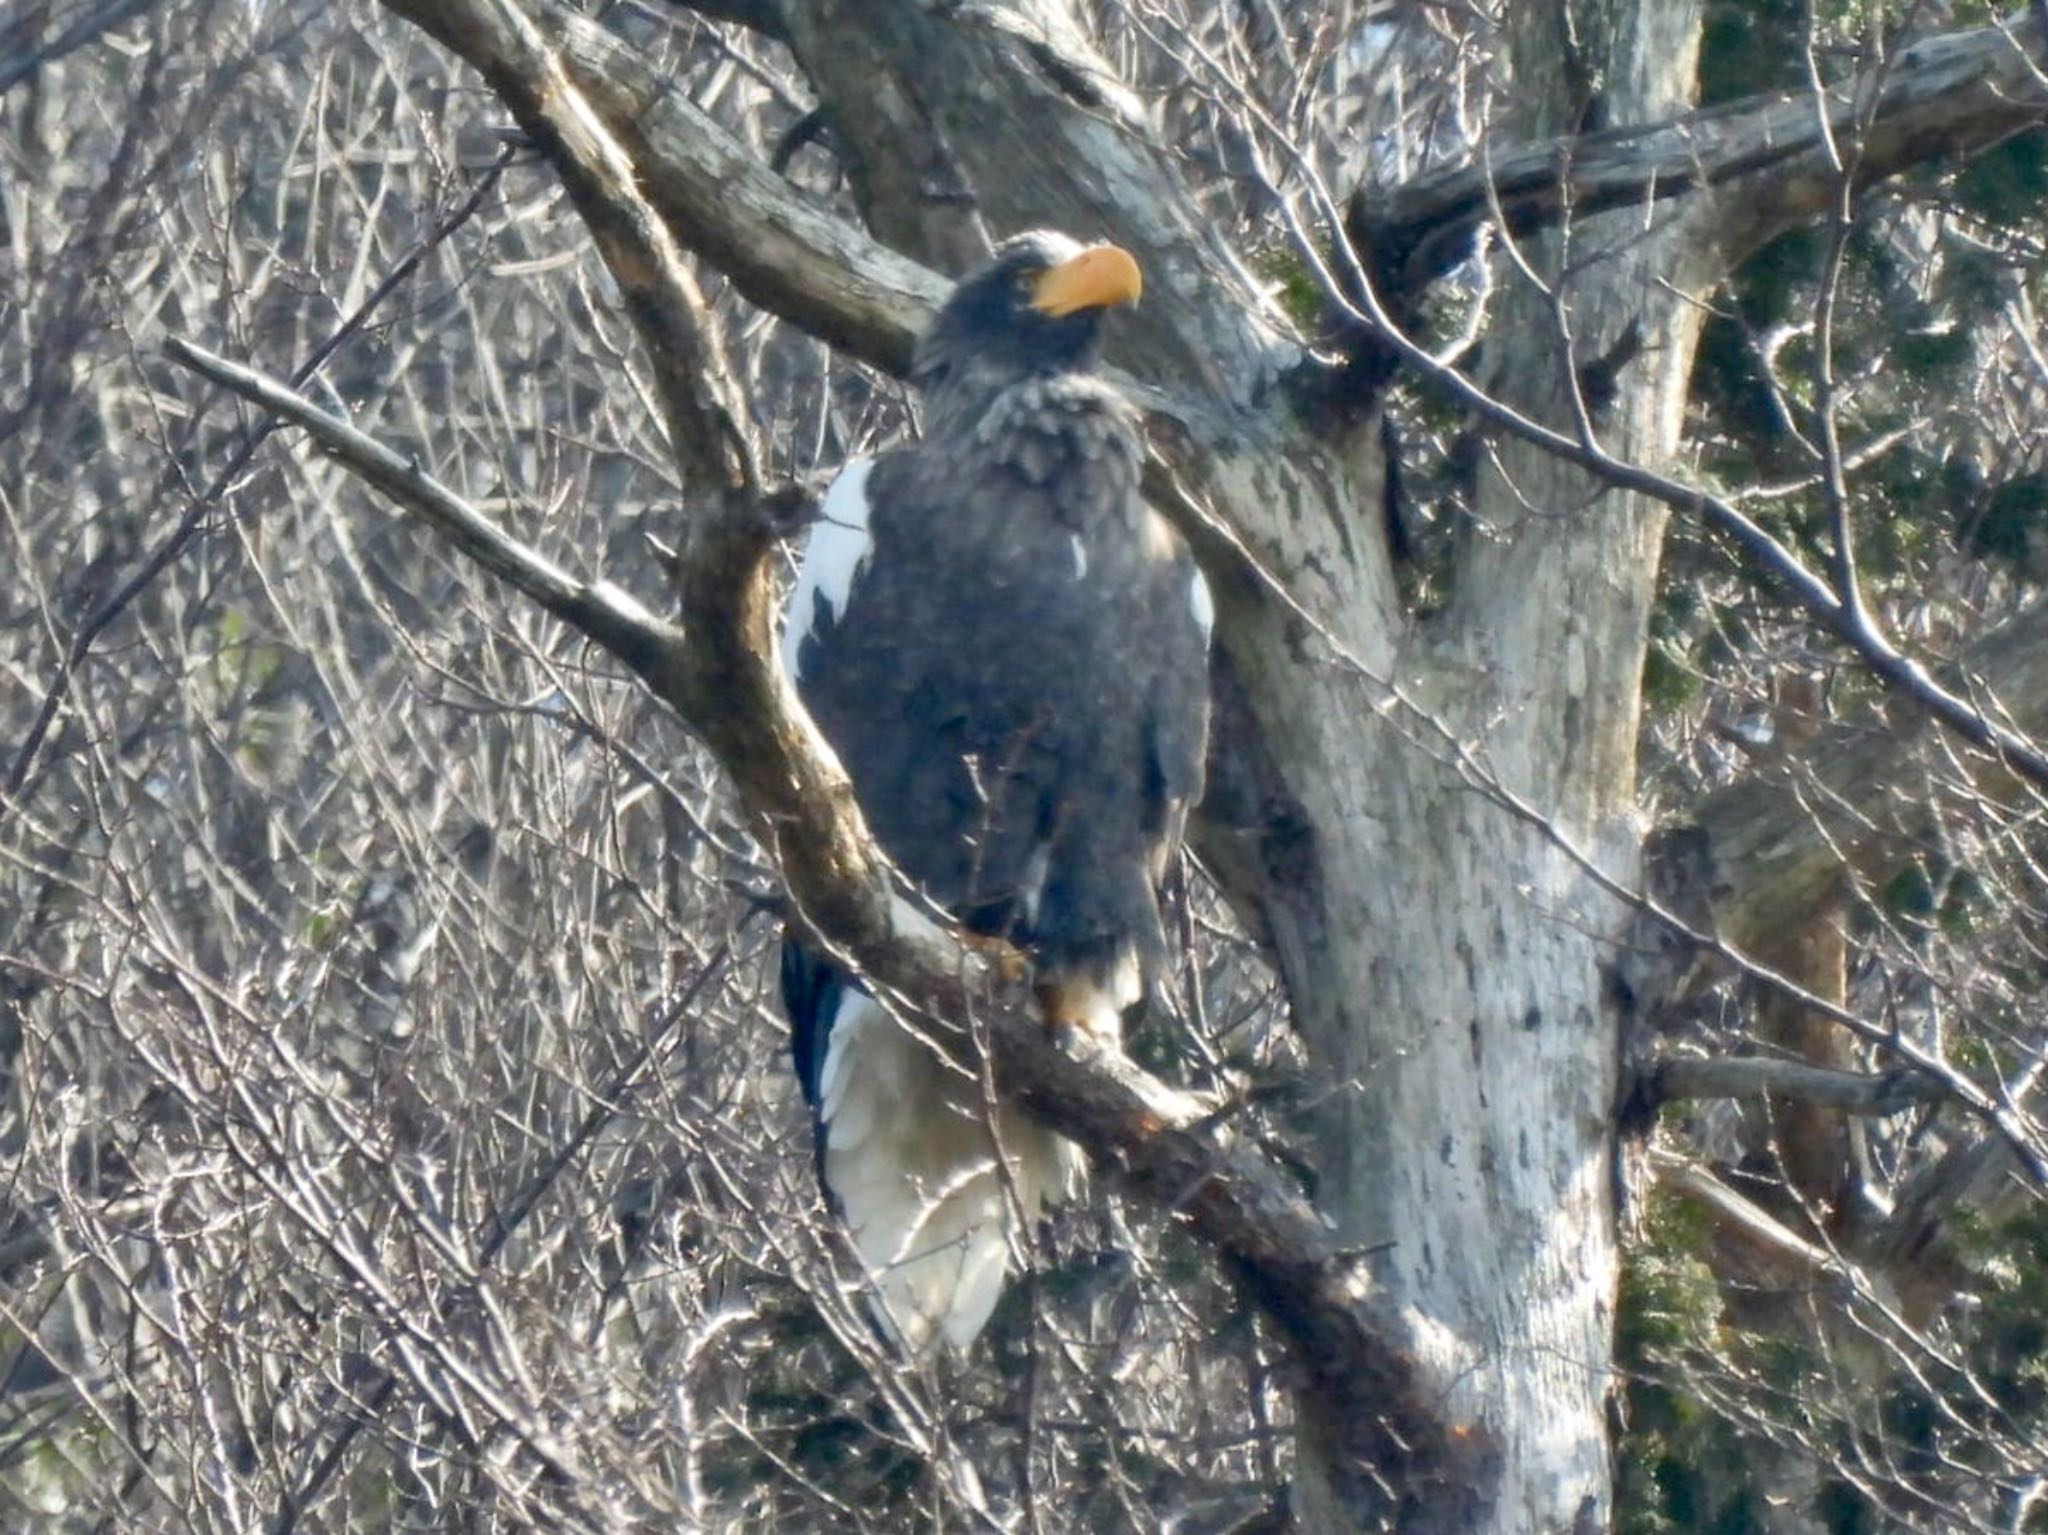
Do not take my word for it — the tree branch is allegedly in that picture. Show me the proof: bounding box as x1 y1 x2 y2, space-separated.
1626 596 2048 1253
1652 1151 1861 1294
166 198 1487 1535
1353 8 2048 302
1653 590 2048 965
1652 1053 1947 1116
161 338 690 684
1280 107 2048 809
381 0 945 376
0 0 156 95
659 0 785 43
767 0 1284 395
0 149 516 817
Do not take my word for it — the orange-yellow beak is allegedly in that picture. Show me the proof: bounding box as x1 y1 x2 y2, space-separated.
1030 243 1142 318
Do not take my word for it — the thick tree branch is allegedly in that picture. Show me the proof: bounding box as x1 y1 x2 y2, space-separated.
1654 591 2048 965
768 0 1287 396
1624 596 2048 1265
1287 124 2048 809
164 335 1489 1530
381 0 945 376
1652 1152 1861 1294
179 7 1487 1514
162 339 691 682
1652 1053 1947 1116
1353 9 2048 301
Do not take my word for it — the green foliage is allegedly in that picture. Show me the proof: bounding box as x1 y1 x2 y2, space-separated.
1618 1174 2048 1534
1615 1193 1766 1535
1875 856 1990 947
1966 471 2048 570
1881 861 1938 927
1698 0 1804 106
1641 635 1698 716
1642 585 1713 717
1956 1205 2048 1421
1658 93 2048 757
1252 244 1326 333
1953 131 2048 231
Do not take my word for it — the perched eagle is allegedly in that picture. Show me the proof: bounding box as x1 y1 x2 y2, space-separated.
779 231 1212 1352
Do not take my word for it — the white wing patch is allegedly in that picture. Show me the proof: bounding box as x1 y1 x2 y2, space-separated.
780 457 877 680
1189 564 1215 640
817 987 879 1147
1018 842 1051 925
1069 534 1088 579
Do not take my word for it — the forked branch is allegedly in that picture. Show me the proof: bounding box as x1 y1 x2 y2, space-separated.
1652 1054 1948 1117
166 0 1491 1510
1352 9 2048 301
163 330 1488 1529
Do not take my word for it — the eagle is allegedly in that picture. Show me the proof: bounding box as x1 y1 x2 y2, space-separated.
779 231 1212 1352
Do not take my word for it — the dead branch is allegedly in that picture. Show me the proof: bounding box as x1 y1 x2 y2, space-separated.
1652 1151 1862 1294
1652 1054 1948 1116
1353 8 2048 301
382 0 944 376
1654 592 2048 965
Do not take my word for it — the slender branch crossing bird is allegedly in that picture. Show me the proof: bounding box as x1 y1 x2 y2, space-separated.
778 232 1213 1352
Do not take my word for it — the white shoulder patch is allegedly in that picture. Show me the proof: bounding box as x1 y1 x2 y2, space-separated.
780 458 877 680
1189 564 1215 641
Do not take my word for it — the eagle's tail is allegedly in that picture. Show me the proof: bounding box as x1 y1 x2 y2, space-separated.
813 989 1081 1352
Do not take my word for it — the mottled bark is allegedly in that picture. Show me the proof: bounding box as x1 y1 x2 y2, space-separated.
1656 590 2048 961
1354 10 2048 299
1269 8 1708 1529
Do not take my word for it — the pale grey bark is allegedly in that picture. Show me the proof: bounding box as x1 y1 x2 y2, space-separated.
1659 591 2048 960
1354 9 2048 297
1653 1055 1947 1116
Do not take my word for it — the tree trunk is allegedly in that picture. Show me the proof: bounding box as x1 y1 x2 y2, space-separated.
358 0 2017 1523
764 1 1719 1527
1272 5 1708 1528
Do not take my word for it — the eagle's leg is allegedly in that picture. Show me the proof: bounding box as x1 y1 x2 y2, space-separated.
1033 955 1137 1055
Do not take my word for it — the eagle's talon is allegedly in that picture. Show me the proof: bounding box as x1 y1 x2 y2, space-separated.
1048 1014 1123 1057
961 930 1031 986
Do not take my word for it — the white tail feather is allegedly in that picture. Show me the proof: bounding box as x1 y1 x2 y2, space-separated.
818 994 1082 1351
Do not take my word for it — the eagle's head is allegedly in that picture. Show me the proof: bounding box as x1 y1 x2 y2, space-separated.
912 232 1141 424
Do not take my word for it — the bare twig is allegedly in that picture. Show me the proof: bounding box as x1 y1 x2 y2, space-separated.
381 0 944 375
659 0 787 42
0 0 157 94
1652 1150 1859 1290
162 337 687 682
163 323 1490 1535
1301 108 2048 799
2 149 516 814
270 938 743 1534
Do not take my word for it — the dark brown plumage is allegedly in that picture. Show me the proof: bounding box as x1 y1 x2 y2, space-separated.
779 231 1210 1350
